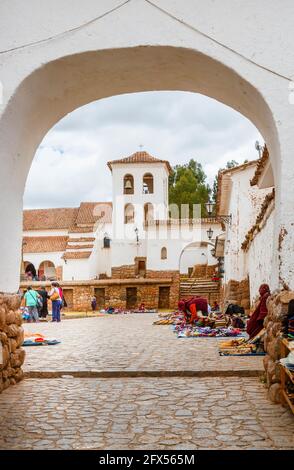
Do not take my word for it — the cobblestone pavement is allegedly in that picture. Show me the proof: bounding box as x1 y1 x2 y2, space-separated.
23 314 263 373
0 377 293 450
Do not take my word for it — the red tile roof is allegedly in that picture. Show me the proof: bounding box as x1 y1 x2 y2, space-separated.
107 151 172 174
23 202 112 232
23 236 68 253
23 208 78 231
62 251 92 260
75 202 112 225
250 145 269 186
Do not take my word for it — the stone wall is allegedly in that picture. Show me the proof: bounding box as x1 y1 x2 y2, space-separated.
221 277 251 313
0 293 25 394
191 264 218 278
20 272 180 312
263 290 294 403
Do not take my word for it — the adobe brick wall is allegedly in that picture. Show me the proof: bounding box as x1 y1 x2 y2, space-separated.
0 293 25 394
221 277 250 314
111 265 180 309
191 264 218 278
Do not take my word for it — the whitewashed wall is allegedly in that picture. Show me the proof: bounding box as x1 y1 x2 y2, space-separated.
223 165 271 284
146 223 222 271
23 252 63 272
247 209 275 302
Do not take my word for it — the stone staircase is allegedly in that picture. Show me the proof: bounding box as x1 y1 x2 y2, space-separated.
180 277 220 303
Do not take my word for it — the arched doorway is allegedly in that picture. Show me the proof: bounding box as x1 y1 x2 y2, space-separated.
38 260 57 281
179 241 217 278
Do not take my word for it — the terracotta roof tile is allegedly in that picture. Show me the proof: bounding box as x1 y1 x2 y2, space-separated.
75 202 112 225
62 251 92 260
23 236 68 253
66 244 94 250
23 208 78 231
107 151 172 174
250 145 269 186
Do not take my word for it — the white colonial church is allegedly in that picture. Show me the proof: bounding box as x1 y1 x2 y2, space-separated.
23 151 221 282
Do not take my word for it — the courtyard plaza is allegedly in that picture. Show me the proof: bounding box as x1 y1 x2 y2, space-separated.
0 313 293 450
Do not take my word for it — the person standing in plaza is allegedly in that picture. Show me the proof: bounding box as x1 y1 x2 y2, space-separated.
24 286 40 322
37 287 49 319
49 282 62 322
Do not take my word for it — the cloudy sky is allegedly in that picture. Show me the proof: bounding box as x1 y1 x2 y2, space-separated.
23 91 262 209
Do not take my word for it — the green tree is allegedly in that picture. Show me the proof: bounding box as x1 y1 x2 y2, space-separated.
168 159 211 218
226 159 239 169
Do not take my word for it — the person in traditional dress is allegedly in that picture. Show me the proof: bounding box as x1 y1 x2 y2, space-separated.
246 283 271 339
178 296 208 324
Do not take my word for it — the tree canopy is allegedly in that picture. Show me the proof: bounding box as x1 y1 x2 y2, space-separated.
168 159 211 218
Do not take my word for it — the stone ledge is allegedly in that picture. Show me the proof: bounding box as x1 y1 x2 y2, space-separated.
25 369 263 379
20 278 175 287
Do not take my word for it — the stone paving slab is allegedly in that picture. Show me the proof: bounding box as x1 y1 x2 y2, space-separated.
0 377 293 450
23 315 264 373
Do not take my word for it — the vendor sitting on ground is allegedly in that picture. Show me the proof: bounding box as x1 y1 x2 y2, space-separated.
211 301 220 312
178 296 208 324
246 283 271 339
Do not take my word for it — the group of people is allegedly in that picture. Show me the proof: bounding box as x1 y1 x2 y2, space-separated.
23 282 67 323
177 283 271 340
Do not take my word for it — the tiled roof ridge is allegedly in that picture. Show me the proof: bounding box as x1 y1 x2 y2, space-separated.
107 150 172 174
250 145 269 186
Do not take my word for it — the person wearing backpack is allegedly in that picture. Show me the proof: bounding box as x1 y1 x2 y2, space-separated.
24 286 41 322
49 282 62 322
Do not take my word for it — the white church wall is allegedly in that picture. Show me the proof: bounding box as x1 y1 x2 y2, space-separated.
111 163 169 244
180 246 216 274
146 222 222 272
63 259 90 281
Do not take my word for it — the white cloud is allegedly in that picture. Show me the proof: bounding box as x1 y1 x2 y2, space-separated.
23 91 262 209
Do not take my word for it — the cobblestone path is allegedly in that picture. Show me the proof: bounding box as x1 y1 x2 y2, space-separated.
0 377 293 450
1 315 293 450
23 314 263 373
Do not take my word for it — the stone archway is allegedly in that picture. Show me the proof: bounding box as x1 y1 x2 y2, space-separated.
1 2 294 399
0 44 283 294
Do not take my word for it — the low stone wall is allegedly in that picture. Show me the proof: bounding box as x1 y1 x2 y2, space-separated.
0 293 25 394
263 290 294 403
20 273 180 311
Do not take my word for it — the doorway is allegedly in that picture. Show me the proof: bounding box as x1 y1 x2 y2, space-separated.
126 287 137 309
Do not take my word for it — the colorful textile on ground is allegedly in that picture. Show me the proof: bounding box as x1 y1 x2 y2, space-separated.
101 308 158 315
23 333 60 346
176 326 242 338
218 329 265 355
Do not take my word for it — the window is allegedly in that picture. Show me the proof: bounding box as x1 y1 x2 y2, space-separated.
103 236 111 248
124 203 135 224
144 203 153 223
123 174 134 194
161 247 167 260
143 173 154 194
